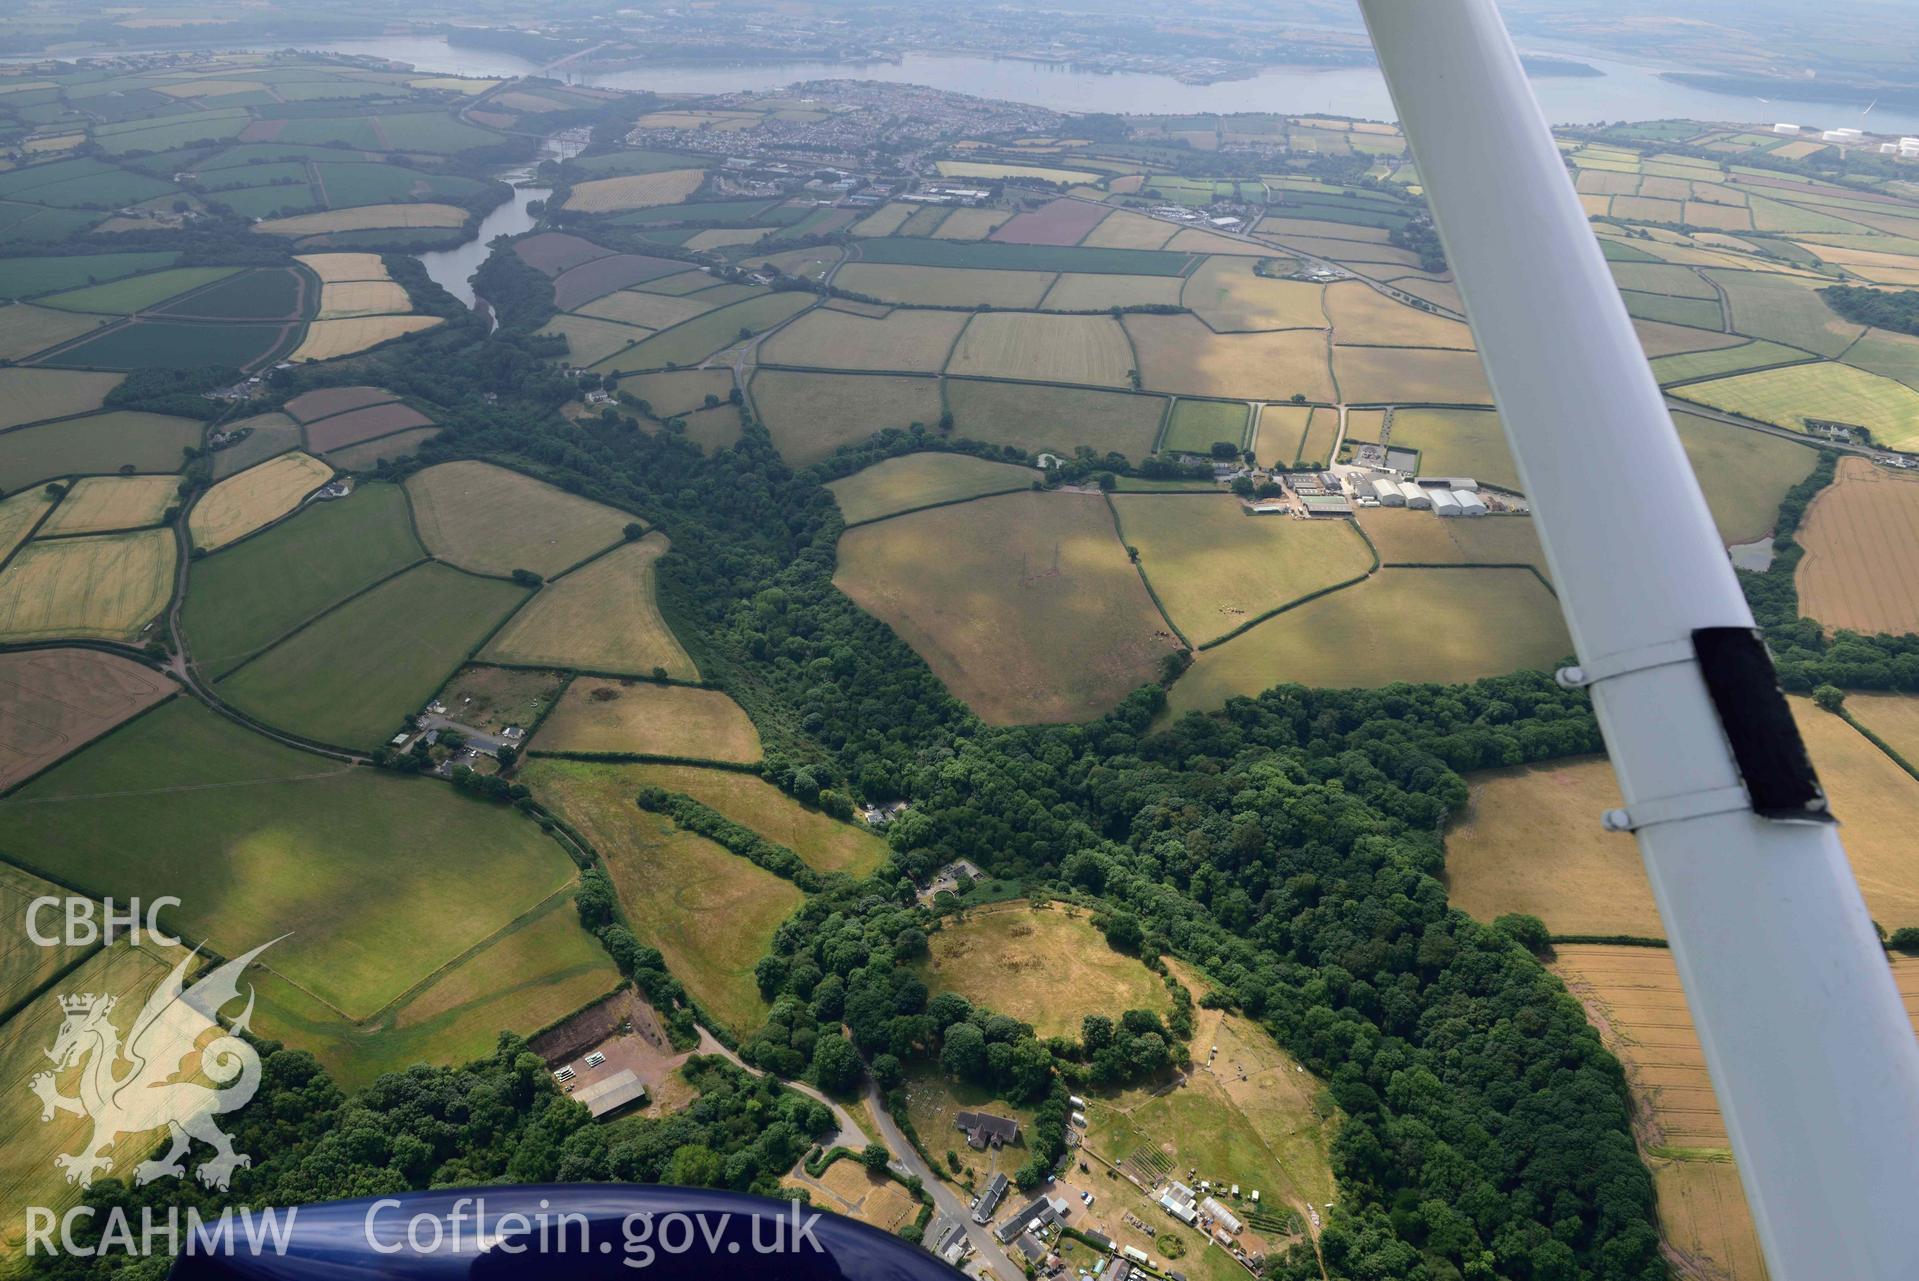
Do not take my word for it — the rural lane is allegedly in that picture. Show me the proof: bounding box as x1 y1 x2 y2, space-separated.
860 1080 1023 1281
690 1027 873 1151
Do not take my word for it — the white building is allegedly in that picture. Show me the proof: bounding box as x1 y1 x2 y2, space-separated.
1430 488 1462 516
1453 489 1488 516
1772 122 1800 135
1372 477 1405 506
1397 480 1431 509
1200 1197 1243 1234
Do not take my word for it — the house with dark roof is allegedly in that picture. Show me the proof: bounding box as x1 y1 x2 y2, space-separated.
956 1110 1020 1149
994 1197 1056 1244
972 1172 1008 1224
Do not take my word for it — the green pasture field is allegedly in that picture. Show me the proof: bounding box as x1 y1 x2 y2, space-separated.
618 762 889 878
594 292 812 375
1674 362 1919 451
833 490 1178 724
38 319 290 371
95 113 249 154
0 863 93 1013
311 162 488 209
1620 290 1722 329
1651 339 1810 384
852 236 1191 276
613 368 736 418
947 379 1167 460
1841 329 1919 392
407 459 634 578
611 198 778 226
8 168 176 209
0 410 199 491
0 157 116 198
0 698 578 1021
153 266 305 319
567 149 710 177
752 370 944 464
216 561 530 749
1164 568 1571 717
828 453 1040 525
1160 399 1250 454
209 184 321 219
212 411 303 477
0 369 126 430
833 264 1052 308
520 759 802 1038
0 207 105 250
251 892 619 1092
479 533 699 680
182 482 423 674
1114 495 1375 645
38 267 239 315
1671 412 1818 544
0 251 178 300
0 304 108 362
1390 408 1520 490
1708 269 1864 356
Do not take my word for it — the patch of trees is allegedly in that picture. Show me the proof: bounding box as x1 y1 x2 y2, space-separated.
107 365 238 419
470 238 558 332
1818 284 1919 337
1389 215 1447 272
635 787 825 891
29 1040 831 1279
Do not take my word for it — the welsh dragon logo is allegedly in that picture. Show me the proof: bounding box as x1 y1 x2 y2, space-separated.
30 939 278 1191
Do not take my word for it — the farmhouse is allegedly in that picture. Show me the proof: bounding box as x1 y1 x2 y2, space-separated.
973 1172 1009 1224
957 1109 1021 1149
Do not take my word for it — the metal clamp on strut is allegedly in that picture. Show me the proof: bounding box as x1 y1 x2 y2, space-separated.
1554 638 1696 690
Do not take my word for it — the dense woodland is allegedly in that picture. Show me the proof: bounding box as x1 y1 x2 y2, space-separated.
1818 284 1919 338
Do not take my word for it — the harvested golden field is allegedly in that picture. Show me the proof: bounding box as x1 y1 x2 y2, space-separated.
1446 697 1919 936
1848 692 1919 764
850 202 914 236
946 379 1166 459
1253 404 1313 468
1081 209 1177 250
316 280 410 319
760 308 967 373
833 264 1051 308
254 203 467 235
1182 257 1327 332
932 207 1012 240
1358 509 1550 576
1126 313 1334 402
829 453 1039 525
578 288 718 331
1332 345 1494 404
783 1161 920 1233
1634 319 1746 359
834 490 1179 723
188 451 332 551
0 369 121 430
1795 457 1919 635
921 903 1170 1040
407 459 632 578
946 312 1134 387
480 534 698 680
683 228 771 251
1324 281 1476 348
289 315 440 363
620 762 888 877
39 474 177 535
1650 1159 1768 1281
1165 568 1570 717
1164 227 1266 255
1039 273 1184 311
294 252 389 283
1115 495 1374 644
564 169 707 212
0 648 172 791
520 760 798 1037
534 678 762 763
0 529 174 643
